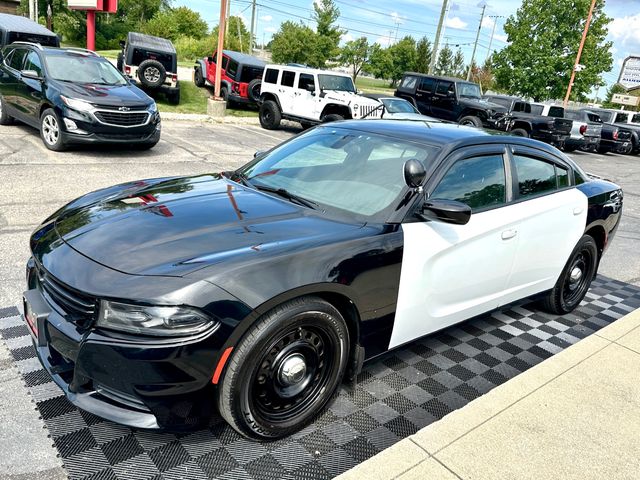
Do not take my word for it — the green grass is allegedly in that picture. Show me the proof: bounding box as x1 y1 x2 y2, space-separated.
356 76 394 94
153 81 258 117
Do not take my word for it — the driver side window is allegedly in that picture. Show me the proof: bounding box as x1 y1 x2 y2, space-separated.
431 155 507 211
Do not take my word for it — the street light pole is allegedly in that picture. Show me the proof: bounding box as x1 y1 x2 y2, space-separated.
428 0 449 75
485 15 503 62
563 0 597 108
466 4 486 81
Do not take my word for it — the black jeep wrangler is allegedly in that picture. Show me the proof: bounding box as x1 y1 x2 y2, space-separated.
118 32 180 104
484 95 573 147
394 73 509 128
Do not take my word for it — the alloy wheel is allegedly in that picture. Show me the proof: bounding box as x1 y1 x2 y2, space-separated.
144 67 161 84
42 115 60 146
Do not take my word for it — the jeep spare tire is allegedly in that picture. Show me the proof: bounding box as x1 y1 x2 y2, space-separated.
138 59 166 88
248 79 262 102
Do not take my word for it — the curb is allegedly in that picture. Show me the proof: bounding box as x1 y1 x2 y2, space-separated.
159 111 261 125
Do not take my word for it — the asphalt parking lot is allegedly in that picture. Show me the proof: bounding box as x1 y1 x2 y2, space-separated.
0 119 639 479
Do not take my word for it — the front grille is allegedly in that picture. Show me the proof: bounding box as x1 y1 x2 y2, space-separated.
360 105 381 118
95 111 149 127
37 267 97 323
98 133 152 141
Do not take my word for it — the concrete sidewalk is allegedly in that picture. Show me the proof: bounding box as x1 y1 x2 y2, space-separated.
338 309 640 480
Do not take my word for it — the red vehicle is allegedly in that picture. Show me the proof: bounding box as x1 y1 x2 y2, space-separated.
194 50 265 106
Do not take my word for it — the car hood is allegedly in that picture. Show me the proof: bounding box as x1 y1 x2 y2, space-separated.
459 98 508 114
53 80 152 107
323 90 379 106
47 175 364 277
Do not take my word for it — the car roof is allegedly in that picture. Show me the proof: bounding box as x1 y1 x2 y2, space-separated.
127 32 176 54
319 119 573 157
223 50 266 66
402 72 476 84
266 64 350 77
0 13 57 37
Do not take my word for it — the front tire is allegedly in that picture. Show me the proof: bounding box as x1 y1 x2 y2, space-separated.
458 115 482 127
511 127 529 138
259 100 282 130
217 297 350 439
540 235 598 315
194 67 205 88
40 109 66 151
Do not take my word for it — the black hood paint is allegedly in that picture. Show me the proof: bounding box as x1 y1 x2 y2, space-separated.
50 175 365 277
51 79 153 107
459 98 508 114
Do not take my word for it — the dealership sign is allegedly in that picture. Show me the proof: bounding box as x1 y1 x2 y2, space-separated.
67 0 118 13
617 55 640 89
612 93 640 107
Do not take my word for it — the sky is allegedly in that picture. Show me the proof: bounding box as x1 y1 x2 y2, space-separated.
175 0 640 94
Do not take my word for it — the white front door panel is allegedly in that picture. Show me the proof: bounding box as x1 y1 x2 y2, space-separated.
389 206 521 349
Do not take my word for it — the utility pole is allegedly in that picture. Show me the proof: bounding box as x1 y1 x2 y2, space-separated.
249 0 257 54
215 0 229 99
428 0 449 75
466 4 486 81
29 0 35 21
225 0 230 38
563 0 597 108
485 15 503 62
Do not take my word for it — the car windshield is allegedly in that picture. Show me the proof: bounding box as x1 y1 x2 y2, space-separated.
318 74 356 92
458 83 482 98
238 127 439 221
44 53 128 86
381 98 417 113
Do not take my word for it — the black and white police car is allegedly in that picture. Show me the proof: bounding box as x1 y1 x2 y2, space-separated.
23 120 622 439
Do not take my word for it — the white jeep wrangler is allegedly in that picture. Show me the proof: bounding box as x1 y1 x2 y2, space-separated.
258 65 383 130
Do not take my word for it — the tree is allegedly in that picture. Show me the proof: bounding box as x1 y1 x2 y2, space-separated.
470 57 496 92
271 21 318 66
387 36 417 86
434 44 454 76
212 16 251 53
312 0 344 66
144 7 208 41
492 0 613 102
415 37 432 74
452 48 466 78
339 37 370 81
364 43 393 82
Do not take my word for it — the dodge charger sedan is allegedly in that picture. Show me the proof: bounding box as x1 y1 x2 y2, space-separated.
23 120 623 439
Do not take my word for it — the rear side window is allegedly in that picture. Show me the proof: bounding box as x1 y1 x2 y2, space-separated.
8 48 28 70
281 70 295 87
514 155 557 197
399 75 418 90
514 102 531 113
435 81 454 96
418 77 435 93
264 68 279 84
431 155 506 211
530 105 544 115
24 51 42 76
226 59 239 78
298 73 315 90
548 107 564 118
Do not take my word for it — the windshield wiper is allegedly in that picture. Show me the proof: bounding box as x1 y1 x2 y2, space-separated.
252 185 318 210
222 171 253 187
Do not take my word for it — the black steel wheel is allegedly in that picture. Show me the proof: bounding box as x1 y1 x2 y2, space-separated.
458 115 482 127
217 296 349 439
194 67 205 88
540 235 598 314
259 100 282 130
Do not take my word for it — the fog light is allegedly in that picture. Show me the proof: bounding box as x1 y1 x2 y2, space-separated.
64 118 78 131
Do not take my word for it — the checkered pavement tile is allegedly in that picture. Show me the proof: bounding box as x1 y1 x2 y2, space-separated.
1 276 639 480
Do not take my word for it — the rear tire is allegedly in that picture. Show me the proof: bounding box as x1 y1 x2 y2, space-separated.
259 100 281 130
458 115 482 127
511 128 529 138
217 296 350 439
194 67 205 88
539 235 598 315
0 94 13 125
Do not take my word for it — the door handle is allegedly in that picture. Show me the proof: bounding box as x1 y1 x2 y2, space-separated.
573 207 584 216
501 229 518 240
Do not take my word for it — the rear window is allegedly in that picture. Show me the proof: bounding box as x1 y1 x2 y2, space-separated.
547 107 565 118
587 113 602 123
7 32 59 47
264 68 279 84
616 113 629 123
239 66 263 83
132 48 174 73
632 114 640 124
399 75 418 91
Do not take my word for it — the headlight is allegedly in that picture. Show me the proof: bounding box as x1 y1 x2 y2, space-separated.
97 300 215 337
147 102 158 114
60 95 94 113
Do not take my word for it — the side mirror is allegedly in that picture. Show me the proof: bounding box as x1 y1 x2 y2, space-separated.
305 84 316 93
403 159 426 189
419 199 471 225
208 56 215 63
119 40 126 49
21 70 41 81
447 91 456 98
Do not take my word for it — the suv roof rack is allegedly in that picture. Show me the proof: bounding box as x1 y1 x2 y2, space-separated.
10 41 43 50
64 47 99 57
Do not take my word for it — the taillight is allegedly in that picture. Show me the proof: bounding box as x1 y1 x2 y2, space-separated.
172 74 178 82
613 130 619 140
233 82 240 93
579 124 587 135
125 66 131 75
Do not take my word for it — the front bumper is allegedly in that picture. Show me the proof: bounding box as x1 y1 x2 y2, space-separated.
23 249 246 429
